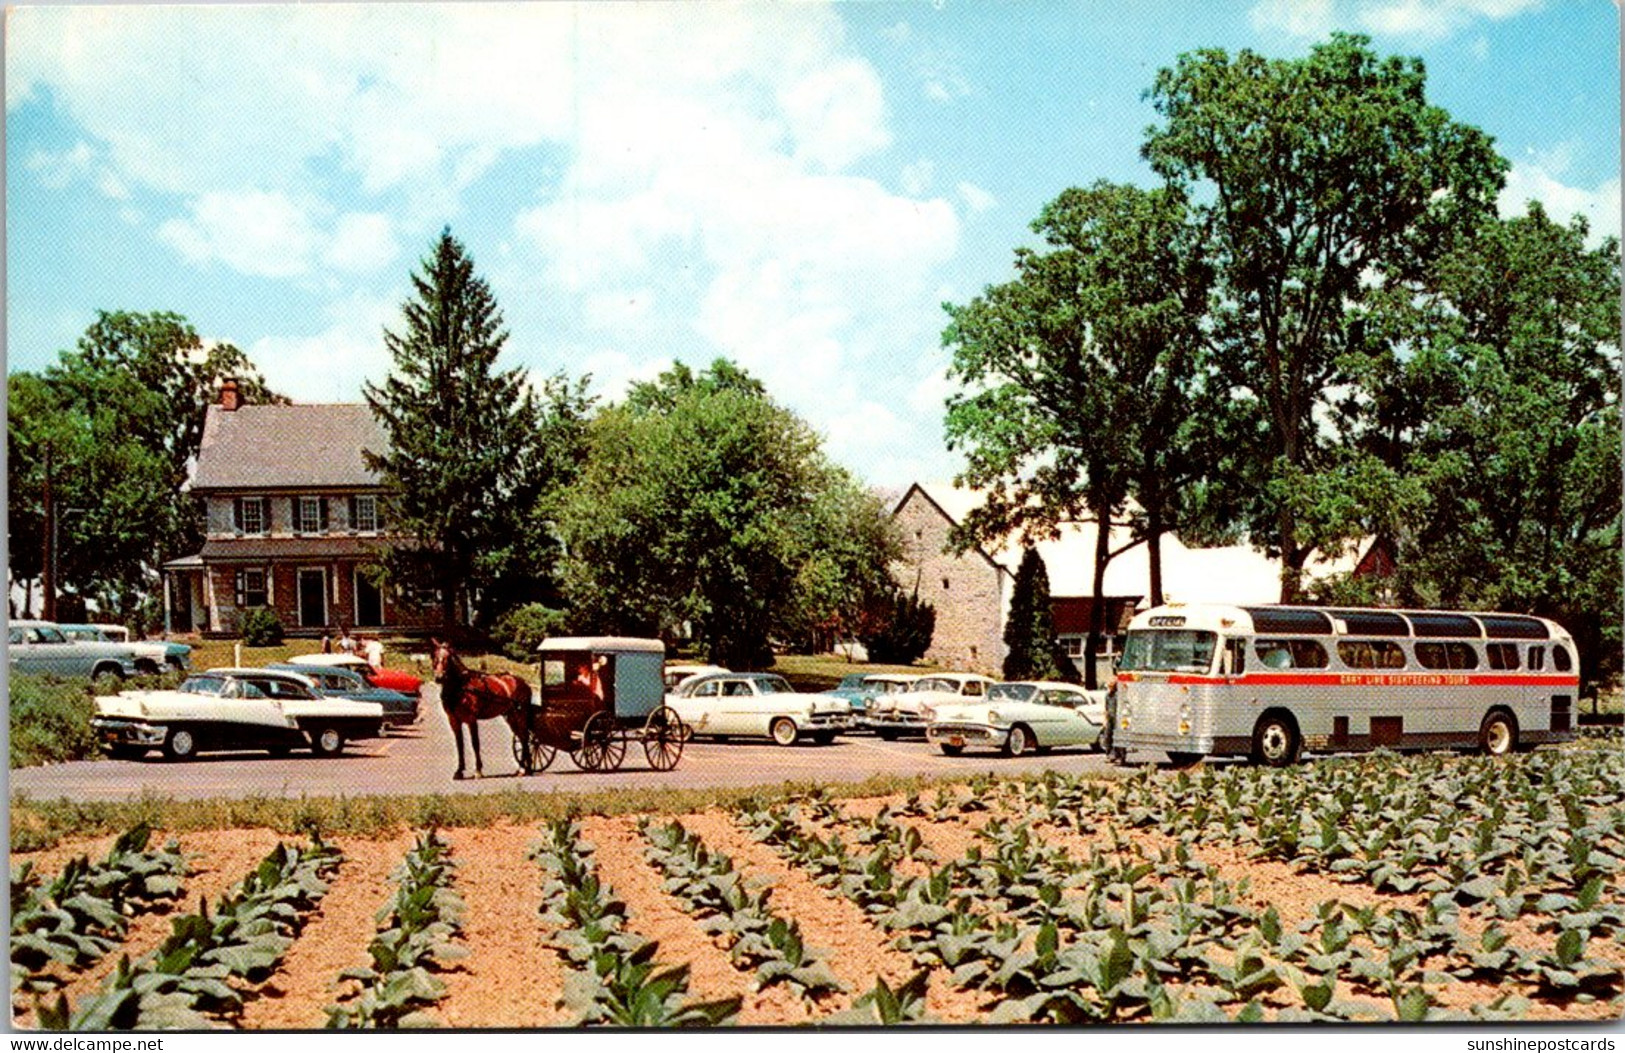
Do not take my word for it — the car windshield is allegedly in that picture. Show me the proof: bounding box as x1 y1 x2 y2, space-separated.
989 684 1037 702
1119 630 1218 673
754 676 794 694
180 675 230 696
837 674 866 689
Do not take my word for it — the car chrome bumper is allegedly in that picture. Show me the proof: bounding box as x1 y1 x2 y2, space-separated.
90 718 166 746
926 723 1004 744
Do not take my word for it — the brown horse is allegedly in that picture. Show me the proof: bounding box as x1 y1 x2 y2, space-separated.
430 640 533 780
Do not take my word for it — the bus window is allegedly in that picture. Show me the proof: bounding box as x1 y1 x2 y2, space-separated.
1254 639 1328 669
1486 643 1521 671
1222 638 1247 676
1528 646 1546 671
1337 640 1405 670
1119 630 1217 674
1416 642 1480 670
1553 646 1573 672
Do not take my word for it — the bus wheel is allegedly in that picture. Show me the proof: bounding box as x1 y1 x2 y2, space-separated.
1165 752 1203 769
1478 710 1517 757
1251 713 1300 767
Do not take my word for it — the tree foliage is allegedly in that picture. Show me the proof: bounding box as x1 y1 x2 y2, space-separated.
860 587 937 666
1142 32 1508 598
558 360 899 669
364 229 590 631
1003 547 1075 683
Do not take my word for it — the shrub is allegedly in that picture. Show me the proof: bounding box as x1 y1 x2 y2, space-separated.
10 675 99 768
489 604 568 662
240 607 284 647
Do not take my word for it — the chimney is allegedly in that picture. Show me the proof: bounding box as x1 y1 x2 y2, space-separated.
220 378 241 411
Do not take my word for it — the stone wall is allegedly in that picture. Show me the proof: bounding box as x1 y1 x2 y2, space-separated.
892 488 1008 676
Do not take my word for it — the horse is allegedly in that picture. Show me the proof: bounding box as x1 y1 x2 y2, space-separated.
430 640 533 780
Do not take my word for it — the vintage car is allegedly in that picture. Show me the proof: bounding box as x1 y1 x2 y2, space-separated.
8 620 142 681
867 672 996 739
925 680 1107 757
825 672 920 725
91 667 385 760
287 651 423 697
59 623 192 673
267 662 419 727
667 672 852 746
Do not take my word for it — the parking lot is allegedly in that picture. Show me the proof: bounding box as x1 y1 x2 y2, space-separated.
11 685 1134 802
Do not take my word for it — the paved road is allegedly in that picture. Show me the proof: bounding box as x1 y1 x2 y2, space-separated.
10 686 1151 801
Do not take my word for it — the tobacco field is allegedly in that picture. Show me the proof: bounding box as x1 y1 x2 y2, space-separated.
12 739 1624 1028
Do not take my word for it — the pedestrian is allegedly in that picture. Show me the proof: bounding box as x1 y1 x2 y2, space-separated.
321 628 333 654
363 634 384 670
338 625 355 655
1103 681 1127 765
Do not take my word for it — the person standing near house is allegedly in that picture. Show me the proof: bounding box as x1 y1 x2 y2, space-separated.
338 625 356 655
363 635 384 671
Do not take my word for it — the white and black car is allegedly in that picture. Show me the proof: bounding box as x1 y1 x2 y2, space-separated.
91 667 385 761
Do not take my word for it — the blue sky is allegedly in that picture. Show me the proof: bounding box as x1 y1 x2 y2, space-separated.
7 1 1619 489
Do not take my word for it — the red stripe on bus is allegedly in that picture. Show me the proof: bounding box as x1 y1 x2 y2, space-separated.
1144 673 1578 688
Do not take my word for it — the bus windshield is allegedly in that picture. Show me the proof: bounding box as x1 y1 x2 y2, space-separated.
1119 630 1218 674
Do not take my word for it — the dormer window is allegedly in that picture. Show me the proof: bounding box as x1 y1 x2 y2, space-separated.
295 496 329 534
234 496 268 536
350 495 378 533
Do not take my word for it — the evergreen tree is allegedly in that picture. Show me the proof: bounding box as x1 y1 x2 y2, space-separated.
1002 547 1071 682
365 229 574 632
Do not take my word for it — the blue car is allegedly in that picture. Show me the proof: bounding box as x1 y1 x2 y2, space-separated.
267 662 419 727
823 672 921 727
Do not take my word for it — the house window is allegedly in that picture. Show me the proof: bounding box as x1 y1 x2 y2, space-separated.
1062 636 1084 657
295 496 329 534
234 496 268 535
235 568 268 608
350 495 378 533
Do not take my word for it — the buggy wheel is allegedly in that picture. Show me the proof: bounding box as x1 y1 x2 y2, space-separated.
574 711 624 772
511 719 557 774
643 706 685 771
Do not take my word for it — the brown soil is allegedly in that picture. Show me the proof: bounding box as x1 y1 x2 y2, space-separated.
237 832 416 1029
434 824 570 1028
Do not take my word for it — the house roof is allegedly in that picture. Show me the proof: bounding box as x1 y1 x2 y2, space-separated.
904 481 1284 607
191 403 387 491
198 537 393 561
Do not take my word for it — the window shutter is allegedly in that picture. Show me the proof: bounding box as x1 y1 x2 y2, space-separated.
290 498 300 532
319 497 330 531
233 498 244 533
347 496 358 532
234 569 246 607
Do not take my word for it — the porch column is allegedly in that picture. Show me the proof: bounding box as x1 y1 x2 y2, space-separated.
163 573 173 636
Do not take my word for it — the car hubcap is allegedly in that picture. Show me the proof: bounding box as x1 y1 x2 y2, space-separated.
321 730 340 752
173 731 193 755
1011 729 1025 754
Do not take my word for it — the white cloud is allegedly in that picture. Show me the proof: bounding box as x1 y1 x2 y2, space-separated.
247 292 398 401
325 213 399 273
24 141 95 187
957 182 997 214
1499 163 1622 246
158 190 319 279
901 160 935 196
1250 0 1543 40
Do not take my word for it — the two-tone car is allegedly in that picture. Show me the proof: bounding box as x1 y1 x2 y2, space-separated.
91 667 385 761
268 662 419 727
9 620 142 681
926 681 1107 757
867 673 996 739
663 663 729 692
667 672 852 746
59 624 192 674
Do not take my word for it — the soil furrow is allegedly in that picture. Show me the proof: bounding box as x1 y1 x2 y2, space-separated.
434 824 566 1028
237 832 416 1029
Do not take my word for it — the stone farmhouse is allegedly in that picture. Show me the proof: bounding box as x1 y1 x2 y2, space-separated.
891 482 1386 678
162 382 433 637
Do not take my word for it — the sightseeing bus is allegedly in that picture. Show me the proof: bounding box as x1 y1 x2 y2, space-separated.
1113 603 1580 766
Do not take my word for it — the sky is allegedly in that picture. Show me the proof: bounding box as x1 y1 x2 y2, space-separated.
6 0 1620 490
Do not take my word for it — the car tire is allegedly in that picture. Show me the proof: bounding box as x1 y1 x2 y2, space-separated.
876 730 899 742
134 659 162 677
265 744 293 758
92 664 125 688
1004 724 1033 757
938 743 964 757
162 727 197 761
770 717 799 747
811 732 836 746
105 744 144 761
309 726 346 757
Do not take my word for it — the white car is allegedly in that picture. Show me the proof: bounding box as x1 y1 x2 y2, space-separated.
91 668 385 761
663 663 729 692
926 681 1107 757
868 672 997 739
668 672 852 746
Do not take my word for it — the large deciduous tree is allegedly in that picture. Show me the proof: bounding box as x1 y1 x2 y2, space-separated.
365 229 585 632
1142 32 1507 599
558 360 899 669
943 182 1210 687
